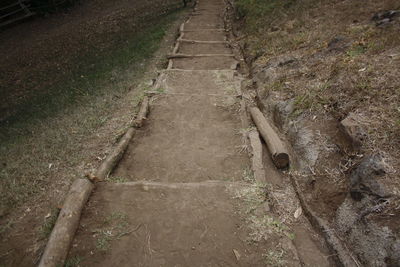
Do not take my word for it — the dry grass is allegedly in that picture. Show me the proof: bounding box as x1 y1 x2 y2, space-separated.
235 1 400 263
231 169 295 261
237 0 400 191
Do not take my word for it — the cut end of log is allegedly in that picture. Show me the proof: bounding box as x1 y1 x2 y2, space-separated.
249 106 290 169
273 152 290 169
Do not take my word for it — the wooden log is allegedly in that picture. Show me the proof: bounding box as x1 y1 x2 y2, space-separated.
133 96 150 128
39 179 94 267
167 53 234 59
178 39 228 44
95 127 136 179
248 129 266 183
181 29 225 33
249 107 289 169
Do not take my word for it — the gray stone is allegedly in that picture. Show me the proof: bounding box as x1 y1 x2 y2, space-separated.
349 154 388 201
340 112 368 148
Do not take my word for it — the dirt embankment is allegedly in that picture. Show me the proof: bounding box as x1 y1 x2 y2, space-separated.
233 0 400 266
0 0 188 266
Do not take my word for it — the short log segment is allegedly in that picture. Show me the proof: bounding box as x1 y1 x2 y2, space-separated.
249 107 289 169
95 127 136 179
167 53 234 59
133 96 150 128
178 39 228 44
38 179 94 267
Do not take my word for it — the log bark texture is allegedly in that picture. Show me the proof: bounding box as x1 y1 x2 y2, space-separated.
39 179 94 267
95 127 136 179
249 107 289 169
167 53 234 59
133 96 150 128
249 130 266 183
179 39 228 44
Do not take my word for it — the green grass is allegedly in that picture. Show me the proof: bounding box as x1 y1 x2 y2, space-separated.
235 0 296 32
346 44 367 57
95 211 131 251
243 167 255 183
0 9 182 217
64 256 83 267
263 249 286 267
1 12 178 141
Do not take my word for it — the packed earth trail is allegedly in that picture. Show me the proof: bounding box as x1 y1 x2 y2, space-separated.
65 0 333 266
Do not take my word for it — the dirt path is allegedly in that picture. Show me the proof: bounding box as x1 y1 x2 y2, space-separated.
67 0 333 265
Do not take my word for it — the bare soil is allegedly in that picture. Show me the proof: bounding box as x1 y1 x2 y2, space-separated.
67 0 334 266
183 30 227 41
70 182 267 266
113 71 248 182
178 42 231 54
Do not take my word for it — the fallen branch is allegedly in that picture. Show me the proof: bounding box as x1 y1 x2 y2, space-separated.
39 179 94 267
249 107 289 169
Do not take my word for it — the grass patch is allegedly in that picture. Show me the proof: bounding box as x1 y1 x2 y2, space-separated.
64 256 83 267
0 9 182 217
247 214 293 242
96 230 114 251
94 211 132 251
1 12 178 137
243 167 255 183
263 249 286 267
40 208 60 238
233 168 294 244
346 44 367 57
106 176 129 183
235 0 296 32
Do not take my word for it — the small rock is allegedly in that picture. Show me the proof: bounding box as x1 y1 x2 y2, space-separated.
339 113 368 148
372 10 400 21
376 18 391 27
294 207 302 219
372 10 400 26
349 154 388 201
